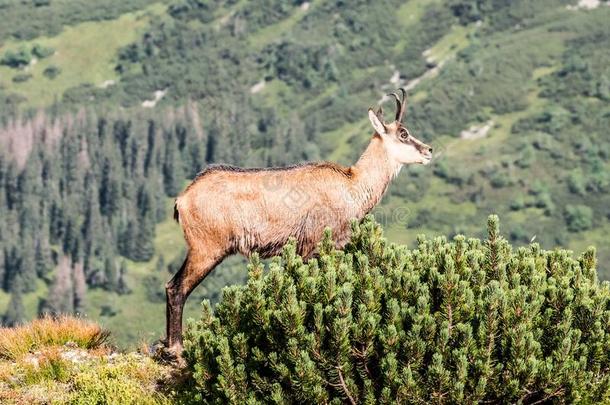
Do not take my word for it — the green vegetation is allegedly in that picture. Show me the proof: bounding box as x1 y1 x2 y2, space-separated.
31 44 54 59
0 47 32 68
11 73 32 83
183 216 610 403
0 0 609 350
0 3 165 109
565 204 594 232
0 0 167 41
2 218 608 404
42 65 60 79
0 317 171 404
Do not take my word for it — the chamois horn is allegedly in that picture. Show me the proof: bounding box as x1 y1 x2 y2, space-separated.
375 106 384 121
387 88 407 123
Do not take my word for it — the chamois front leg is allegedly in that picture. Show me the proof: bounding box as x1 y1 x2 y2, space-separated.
165 248 224 355
165 257 188 353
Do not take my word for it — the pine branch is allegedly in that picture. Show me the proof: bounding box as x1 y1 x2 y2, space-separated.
524 387 566 405
335 366 356 405
352 344 373 380
447 303 453 337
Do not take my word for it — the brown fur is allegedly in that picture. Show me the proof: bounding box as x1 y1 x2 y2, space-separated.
165 92 432 352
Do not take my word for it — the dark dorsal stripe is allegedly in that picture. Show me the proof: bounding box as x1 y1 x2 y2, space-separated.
193 162 353 181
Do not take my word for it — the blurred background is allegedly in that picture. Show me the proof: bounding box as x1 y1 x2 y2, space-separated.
0 0 608 347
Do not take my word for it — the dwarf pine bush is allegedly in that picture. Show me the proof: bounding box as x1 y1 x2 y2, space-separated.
183 216 610 404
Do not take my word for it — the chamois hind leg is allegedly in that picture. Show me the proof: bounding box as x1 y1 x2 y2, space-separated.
165 246 224 354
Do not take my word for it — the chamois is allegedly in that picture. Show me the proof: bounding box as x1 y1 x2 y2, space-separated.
166 89 432 352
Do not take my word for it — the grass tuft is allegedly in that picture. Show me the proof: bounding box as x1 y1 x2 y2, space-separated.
0 316 110 361
20 347 72 385
66 354 171 405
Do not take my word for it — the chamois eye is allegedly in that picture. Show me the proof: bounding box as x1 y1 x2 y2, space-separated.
399 129 409 141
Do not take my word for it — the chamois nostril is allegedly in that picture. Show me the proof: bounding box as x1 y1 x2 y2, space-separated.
428 147 433 153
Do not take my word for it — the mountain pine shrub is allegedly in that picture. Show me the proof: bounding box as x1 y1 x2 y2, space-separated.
183 216 610 404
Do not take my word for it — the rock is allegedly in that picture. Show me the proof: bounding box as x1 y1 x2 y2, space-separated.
250 80 265 94
142 89 167 108
98 79 115 89
460 120 494 140
567 0 605 10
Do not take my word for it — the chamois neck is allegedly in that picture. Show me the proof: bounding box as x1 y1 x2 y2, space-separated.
350 134 402 215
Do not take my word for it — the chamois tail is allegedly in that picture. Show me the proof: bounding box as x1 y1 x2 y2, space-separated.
173 199 180 223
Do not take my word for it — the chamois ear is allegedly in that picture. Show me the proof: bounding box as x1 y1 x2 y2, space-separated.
368 109 386 136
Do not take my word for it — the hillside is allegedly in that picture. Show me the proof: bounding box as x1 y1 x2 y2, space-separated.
0 0 609 347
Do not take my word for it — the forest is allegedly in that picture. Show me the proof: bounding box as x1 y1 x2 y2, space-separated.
0 0 609 346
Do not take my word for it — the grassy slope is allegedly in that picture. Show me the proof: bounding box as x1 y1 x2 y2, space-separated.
0 3 165 108
248 0 323 48
382 8 601 247
0 317 171 404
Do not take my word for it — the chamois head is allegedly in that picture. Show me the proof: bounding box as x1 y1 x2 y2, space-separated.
368 88 433 165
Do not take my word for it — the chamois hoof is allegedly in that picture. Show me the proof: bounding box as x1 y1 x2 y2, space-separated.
150 340 186 367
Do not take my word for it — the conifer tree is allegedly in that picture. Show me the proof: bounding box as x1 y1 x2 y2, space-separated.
99 157 120 217
119 220 137 259
183 216 610 404
2 246 20 292
73 261 87 315
18 235 37 293
187 137 207 177
132 214 155 262
163 133 183 196
82 173 103 258
144 119 157 176
40 255 74 315
2 276 25 327
4 161 19 210
117 261 131 295
34 233 53 281
0 247 5 292
103 257 118 292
